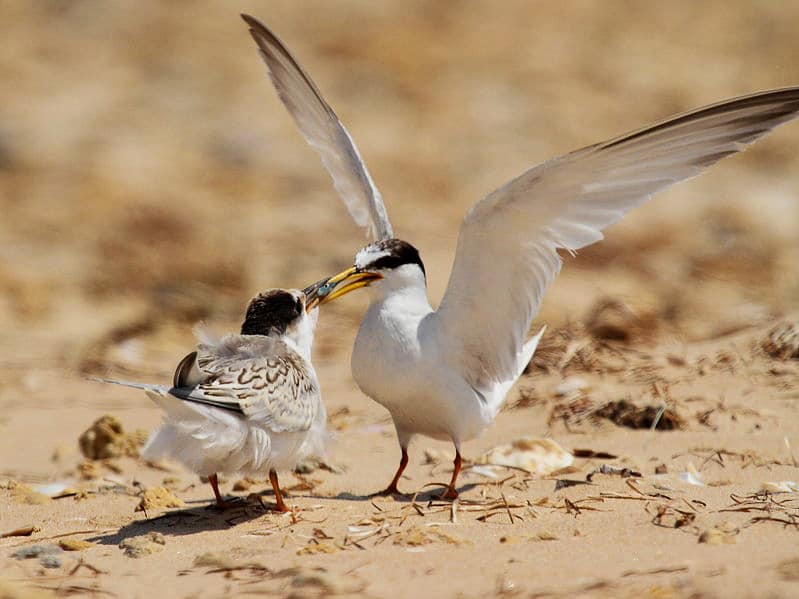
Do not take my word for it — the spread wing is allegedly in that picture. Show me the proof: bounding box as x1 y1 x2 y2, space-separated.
433 87 799 391
169 340 319 433
242 14 393 241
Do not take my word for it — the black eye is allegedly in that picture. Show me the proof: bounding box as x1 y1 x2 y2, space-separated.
295 296 304 313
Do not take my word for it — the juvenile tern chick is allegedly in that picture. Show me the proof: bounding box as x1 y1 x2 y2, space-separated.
95 287 327 511
242 14 799 498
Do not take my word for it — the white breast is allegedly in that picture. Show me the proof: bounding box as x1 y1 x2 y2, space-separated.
351 292 490 443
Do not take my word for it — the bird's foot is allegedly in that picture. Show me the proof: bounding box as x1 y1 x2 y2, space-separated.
248 493 291 513
272 501 291 513
437 486 459 501
370 485 405 498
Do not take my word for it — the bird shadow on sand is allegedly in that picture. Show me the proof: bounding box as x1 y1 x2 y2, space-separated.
331 482 479 503
87 498 279 546
88 481 480 547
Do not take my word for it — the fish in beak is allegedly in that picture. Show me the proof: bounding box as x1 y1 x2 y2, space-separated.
302 277 331 311
303 267 382 310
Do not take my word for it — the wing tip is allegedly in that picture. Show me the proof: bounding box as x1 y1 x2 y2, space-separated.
240 13 259 28
241 13 282 50
603 85 799 150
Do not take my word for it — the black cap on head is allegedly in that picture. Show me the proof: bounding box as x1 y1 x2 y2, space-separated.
359 238 426 278
241 289 303 336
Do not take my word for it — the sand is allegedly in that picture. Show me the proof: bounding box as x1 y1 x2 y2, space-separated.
2 2 799 598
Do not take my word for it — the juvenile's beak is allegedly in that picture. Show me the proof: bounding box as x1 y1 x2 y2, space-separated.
319 266 382 303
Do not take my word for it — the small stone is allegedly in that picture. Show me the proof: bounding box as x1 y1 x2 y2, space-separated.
12 544 62 559
78 415 125 460
58 539 95 551
119 532 166 558
38 555 62 569
655 464 668 475
698 528 736 545
135 487 185 512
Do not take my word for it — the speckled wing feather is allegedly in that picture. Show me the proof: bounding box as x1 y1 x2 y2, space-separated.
169 335 319 433
242 14 393 241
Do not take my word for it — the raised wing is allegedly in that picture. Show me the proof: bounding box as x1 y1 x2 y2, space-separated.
434 87 799 391
242 14 393 241
169 337 319 432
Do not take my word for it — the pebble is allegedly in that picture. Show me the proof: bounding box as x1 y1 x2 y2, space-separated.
39 555 62 569
12 544 62 559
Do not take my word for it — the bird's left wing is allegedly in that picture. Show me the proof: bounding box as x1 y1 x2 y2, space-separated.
242 14 393 241
175 340 320 432
433 86 799 392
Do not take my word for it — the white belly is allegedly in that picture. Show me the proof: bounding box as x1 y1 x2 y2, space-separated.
351 304 489 444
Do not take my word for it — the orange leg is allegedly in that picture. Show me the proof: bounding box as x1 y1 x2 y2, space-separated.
269 470 290 512
438 450 462 500
374 447 409 496
208 473 234 509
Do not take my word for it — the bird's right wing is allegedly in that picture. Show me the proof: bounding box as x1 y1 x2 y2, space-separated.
433 87 799 392
242 14 393 241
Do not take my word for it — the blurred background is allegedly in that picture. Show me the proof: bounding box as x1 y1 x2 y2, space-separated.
1 0 798 409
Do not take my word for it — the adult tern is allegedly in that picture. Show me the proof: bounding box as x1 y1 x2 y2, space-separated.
242 14 799 498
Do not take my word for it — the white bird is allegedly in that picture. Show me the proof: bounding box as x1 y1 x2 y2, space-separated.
94 287 328 510
242 14 799 498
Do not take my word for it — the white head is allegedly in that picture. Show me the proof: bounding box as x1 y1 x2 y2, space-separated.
314 239 427 304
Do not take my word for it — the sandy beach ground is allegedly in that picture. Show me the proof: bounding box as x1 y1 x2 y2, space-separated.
2 2 799 598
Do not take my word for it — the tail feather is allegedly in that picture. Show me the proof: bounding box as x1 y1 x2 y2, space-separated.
89 376 171 396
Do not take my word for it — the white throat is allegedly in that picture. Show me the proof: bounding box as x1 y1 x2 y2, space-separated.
283 309 318 362
366 264 430 312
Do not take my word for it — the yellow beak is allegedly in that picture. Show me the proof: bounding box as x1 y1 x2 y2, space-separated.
302 267 382 310
320 266 382 303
